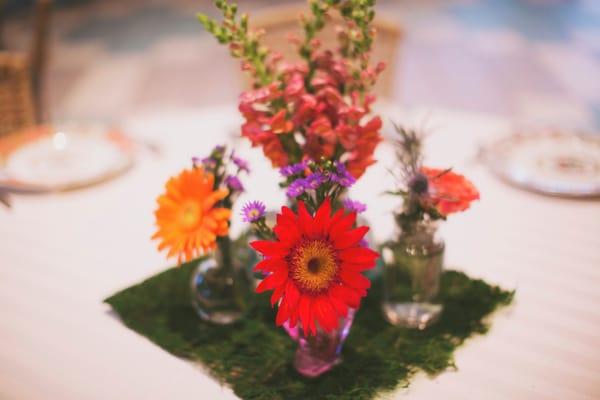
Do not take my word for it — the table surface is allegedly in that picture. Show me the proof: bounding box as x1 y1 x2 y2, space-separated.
1 105 599 400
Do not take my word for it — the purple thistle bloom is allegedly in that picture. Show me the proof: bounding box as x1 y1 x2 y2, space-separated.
286 178 307 197
231 152 250 173
280 160 309 177
224 175 244 192
342 198 367 214
241 201 266 223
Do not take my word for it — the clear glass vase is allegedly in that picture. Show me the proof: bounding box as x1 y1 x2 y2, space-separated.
190 237 254 324
381 221 444 329
283 309 355 377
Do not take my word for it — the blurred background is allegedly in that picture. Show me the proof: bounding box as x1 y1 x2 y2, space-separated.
2 0 600 131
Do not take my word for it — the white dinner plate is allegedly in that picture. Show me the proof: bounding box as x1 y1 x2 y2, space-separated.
485 131 600 198
0 125 135 192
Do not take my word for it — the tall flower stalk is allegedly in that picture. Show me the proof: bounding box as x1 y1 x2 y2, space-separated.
198 0 385 180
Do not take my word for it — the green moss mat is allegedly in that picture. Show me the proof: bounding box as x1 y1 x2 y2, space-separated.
105 262 513 400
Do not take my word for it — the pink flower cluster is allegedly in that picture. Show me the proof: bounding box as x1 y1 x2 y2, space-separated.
239 49 385 179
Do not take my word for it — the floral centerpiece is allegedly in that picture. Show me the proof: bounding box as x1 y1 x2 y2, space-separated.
198 0 384 376
381 125 480 329
152 145 254 324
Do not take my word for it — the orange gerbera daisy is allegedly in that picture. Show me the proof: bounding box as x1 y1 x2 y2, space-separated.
152 167 231 263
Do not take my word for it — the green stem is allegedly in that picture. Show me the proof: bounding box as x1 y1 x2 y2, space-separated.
217 236 234 275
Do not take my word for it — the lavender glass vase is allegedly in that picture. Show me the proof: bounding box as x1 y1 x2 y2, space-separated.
284 309 355 377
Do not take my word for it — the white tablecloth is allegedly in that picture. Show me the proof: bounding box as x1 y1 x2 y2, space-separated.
1 106 599 400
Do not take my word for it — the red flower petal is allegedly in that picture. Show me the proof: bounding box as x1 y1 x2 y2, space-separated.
329 212 356 242
312 197 331 236
338 247 379 263
280 206 297 223
330 284 361 309
256 268 287 293
339 270 371 290
299 295 313 336
297 201 314 236
276 298 290 326
273 223 300 247
314 296 338 332
333 226 369 249
251 240 288 257
341 261 375 273
253 257 285 273
285 280 300 309
327 290 349 318
326 209 344 232
271 284 285 306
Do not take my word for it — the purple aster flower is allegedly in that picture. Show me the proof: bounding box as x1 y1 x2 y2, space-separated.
241 201 266 223
231 151 250 173
342 198 367 214
305 172 327 190
193 156 217 169
225 175 244 192
280 160 309 177
286 178 307 197
332 162 356 187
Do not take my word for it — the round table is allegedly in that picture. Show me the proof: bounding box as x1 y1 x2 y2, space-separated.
1 105 599 399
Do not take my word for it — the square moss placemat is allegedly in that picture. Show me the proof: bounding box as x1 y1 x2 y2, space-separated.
106 262 513 400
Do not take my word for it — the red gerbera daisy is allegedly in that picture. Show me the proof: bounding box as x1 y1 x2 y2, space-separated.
251 198 379 336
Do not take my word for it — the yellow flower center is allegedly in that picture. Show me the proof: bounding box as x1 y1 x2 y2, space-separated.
248 209 260 219
179 201 201 230
289 239 338 294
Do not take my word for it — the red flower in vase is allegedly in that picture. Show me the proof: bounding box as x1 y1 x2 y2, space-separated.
421 167 480 215
251 198 378 336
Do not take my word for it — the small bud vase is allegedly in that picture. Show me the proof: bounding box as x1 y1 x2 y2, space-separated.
190 237 254 324
381 221 444 329
284 309 356 377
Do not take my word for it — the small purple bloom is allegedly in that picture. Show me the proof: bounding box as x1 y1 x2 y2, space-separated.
231 152 250 173
194 156 217 169
241 201 266 223
286 178 307 197
332 162 356 187
335 161 347 174
280 160 309 177
342 198 367 214
305 172 326 190
225 175 244 192
332 171 356 187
